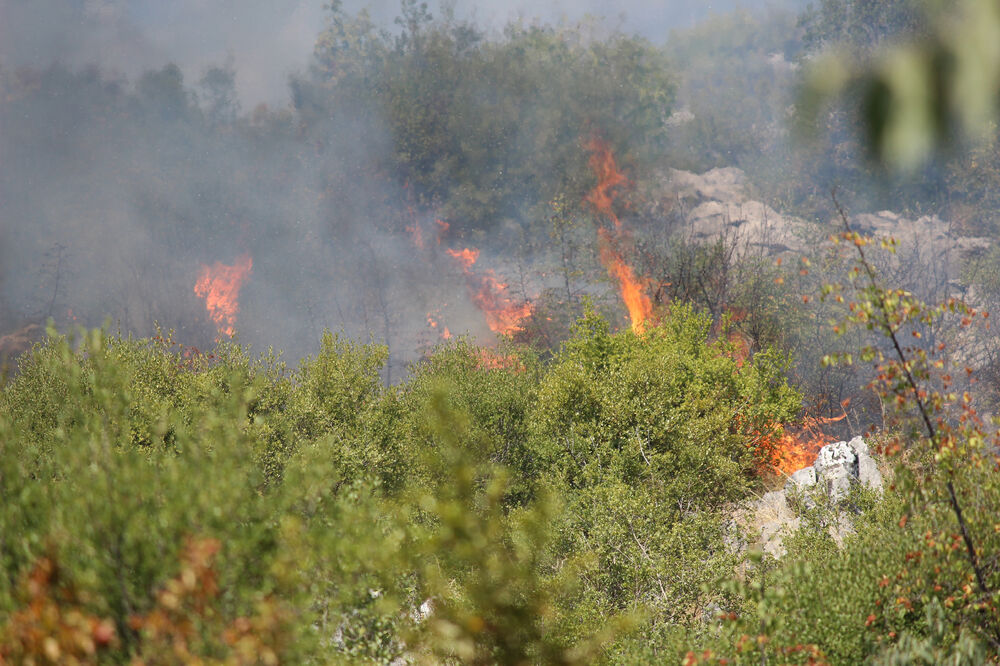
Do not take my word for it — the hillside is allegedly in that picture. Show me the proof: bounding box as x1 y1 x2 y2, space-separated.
4 0 1000 663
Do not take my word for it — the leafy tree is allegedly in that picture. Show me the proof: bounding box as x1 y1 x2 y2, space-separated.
304 4 675 234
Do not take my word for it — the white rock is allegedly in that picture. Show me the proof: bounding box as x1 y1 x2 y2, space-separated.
814 441 857 501
785 466 816 491
848 436 883 492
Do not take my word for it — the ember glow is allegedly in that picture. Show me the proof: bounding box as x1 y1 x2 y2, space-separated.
586 137 653 334
193 254 253 338
446 246 533 335
475 348 525 372
427 311 452 340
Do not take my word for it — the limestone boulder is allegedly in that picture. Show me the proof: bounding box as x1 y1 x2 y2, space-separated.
742 436 884 558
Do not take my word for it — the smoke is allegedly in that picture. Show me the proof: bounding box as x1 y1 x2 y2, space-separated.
1 1 810 108
0 0 325 108
453 0 809 40
0 0 922 390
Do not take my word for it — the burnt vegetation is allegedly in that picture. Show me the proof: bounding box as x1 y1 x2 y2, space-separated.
4 0 1000 662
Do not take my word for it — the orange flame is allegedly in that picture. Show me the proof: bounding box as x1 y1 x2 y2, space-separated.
427 311 453 340
752 400 852 475
597 228 653 334
446 247 533 335
585 137 629 229
446 247 480 271
475 348 525 372
193 254 253 338
406 223 425 250
585 137 653 334
435 218 450 244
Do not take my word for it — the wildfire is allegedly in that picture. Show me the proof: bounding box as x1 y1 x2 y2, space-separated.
427 311 452 340
446 247 533 335
435 218 449 244
597 228 653 334
193 253 253 338
758 400 852 475
585 137 629 228
585 136 653 334
445 247 480 271
475 348 525 372
405 214 450 251
406 223 425 250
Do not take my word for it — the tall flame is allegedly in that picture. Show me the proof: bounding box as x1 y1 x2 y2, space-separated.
586 138 629 229
194 254 253 338
446 247 533 335
585 137 653 333
597 228 653 334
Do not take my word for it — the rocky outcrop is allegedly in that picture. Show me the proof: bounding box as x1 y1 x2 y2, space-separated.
787 436 883 505
735 436 883 557
661 167 810 257
657 167 990 271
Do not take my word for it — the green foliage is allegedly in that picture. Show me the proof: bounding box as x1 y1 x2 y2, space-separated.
0 307 810 662
306 4 675 233
800 0 1000 170
799 0 928 54
396 339 541 502
531 305 800 503
664 9 801 172
689 224 1000 662
525 305 800 655
284 330 398 488
402 385 630 664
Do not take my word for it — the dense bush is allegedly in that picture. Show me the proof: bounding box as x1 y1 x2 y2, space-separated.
0 305 807 663
302 1 675 235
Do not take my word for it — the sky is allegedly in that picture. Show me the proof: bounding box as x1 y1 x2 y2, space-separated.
0 0 805 107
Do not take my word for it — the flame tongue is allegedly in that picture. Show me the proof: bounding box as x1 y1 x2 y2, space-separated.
427 311 453 340
586 137 629 228
446 247 533 335
194 253 253 338
585 137 653 333
445 247 480 271
597 228 652 335
768 400 852 474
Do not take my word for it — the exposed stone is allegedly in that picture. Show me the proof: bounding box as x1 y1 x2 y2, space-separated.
785 466 816 491
658 167 990 275
848 436 884 492
667 167 748 204
734 488 800 557
847 435 870 456
759 514 801 558
740 436 884 558
828 513 855 547
813 441 858 501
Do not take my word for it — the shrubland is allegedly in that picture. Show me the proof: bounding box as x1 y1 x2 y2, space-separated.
6 260 997 662
5 0 1000 662
0 305 800 663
